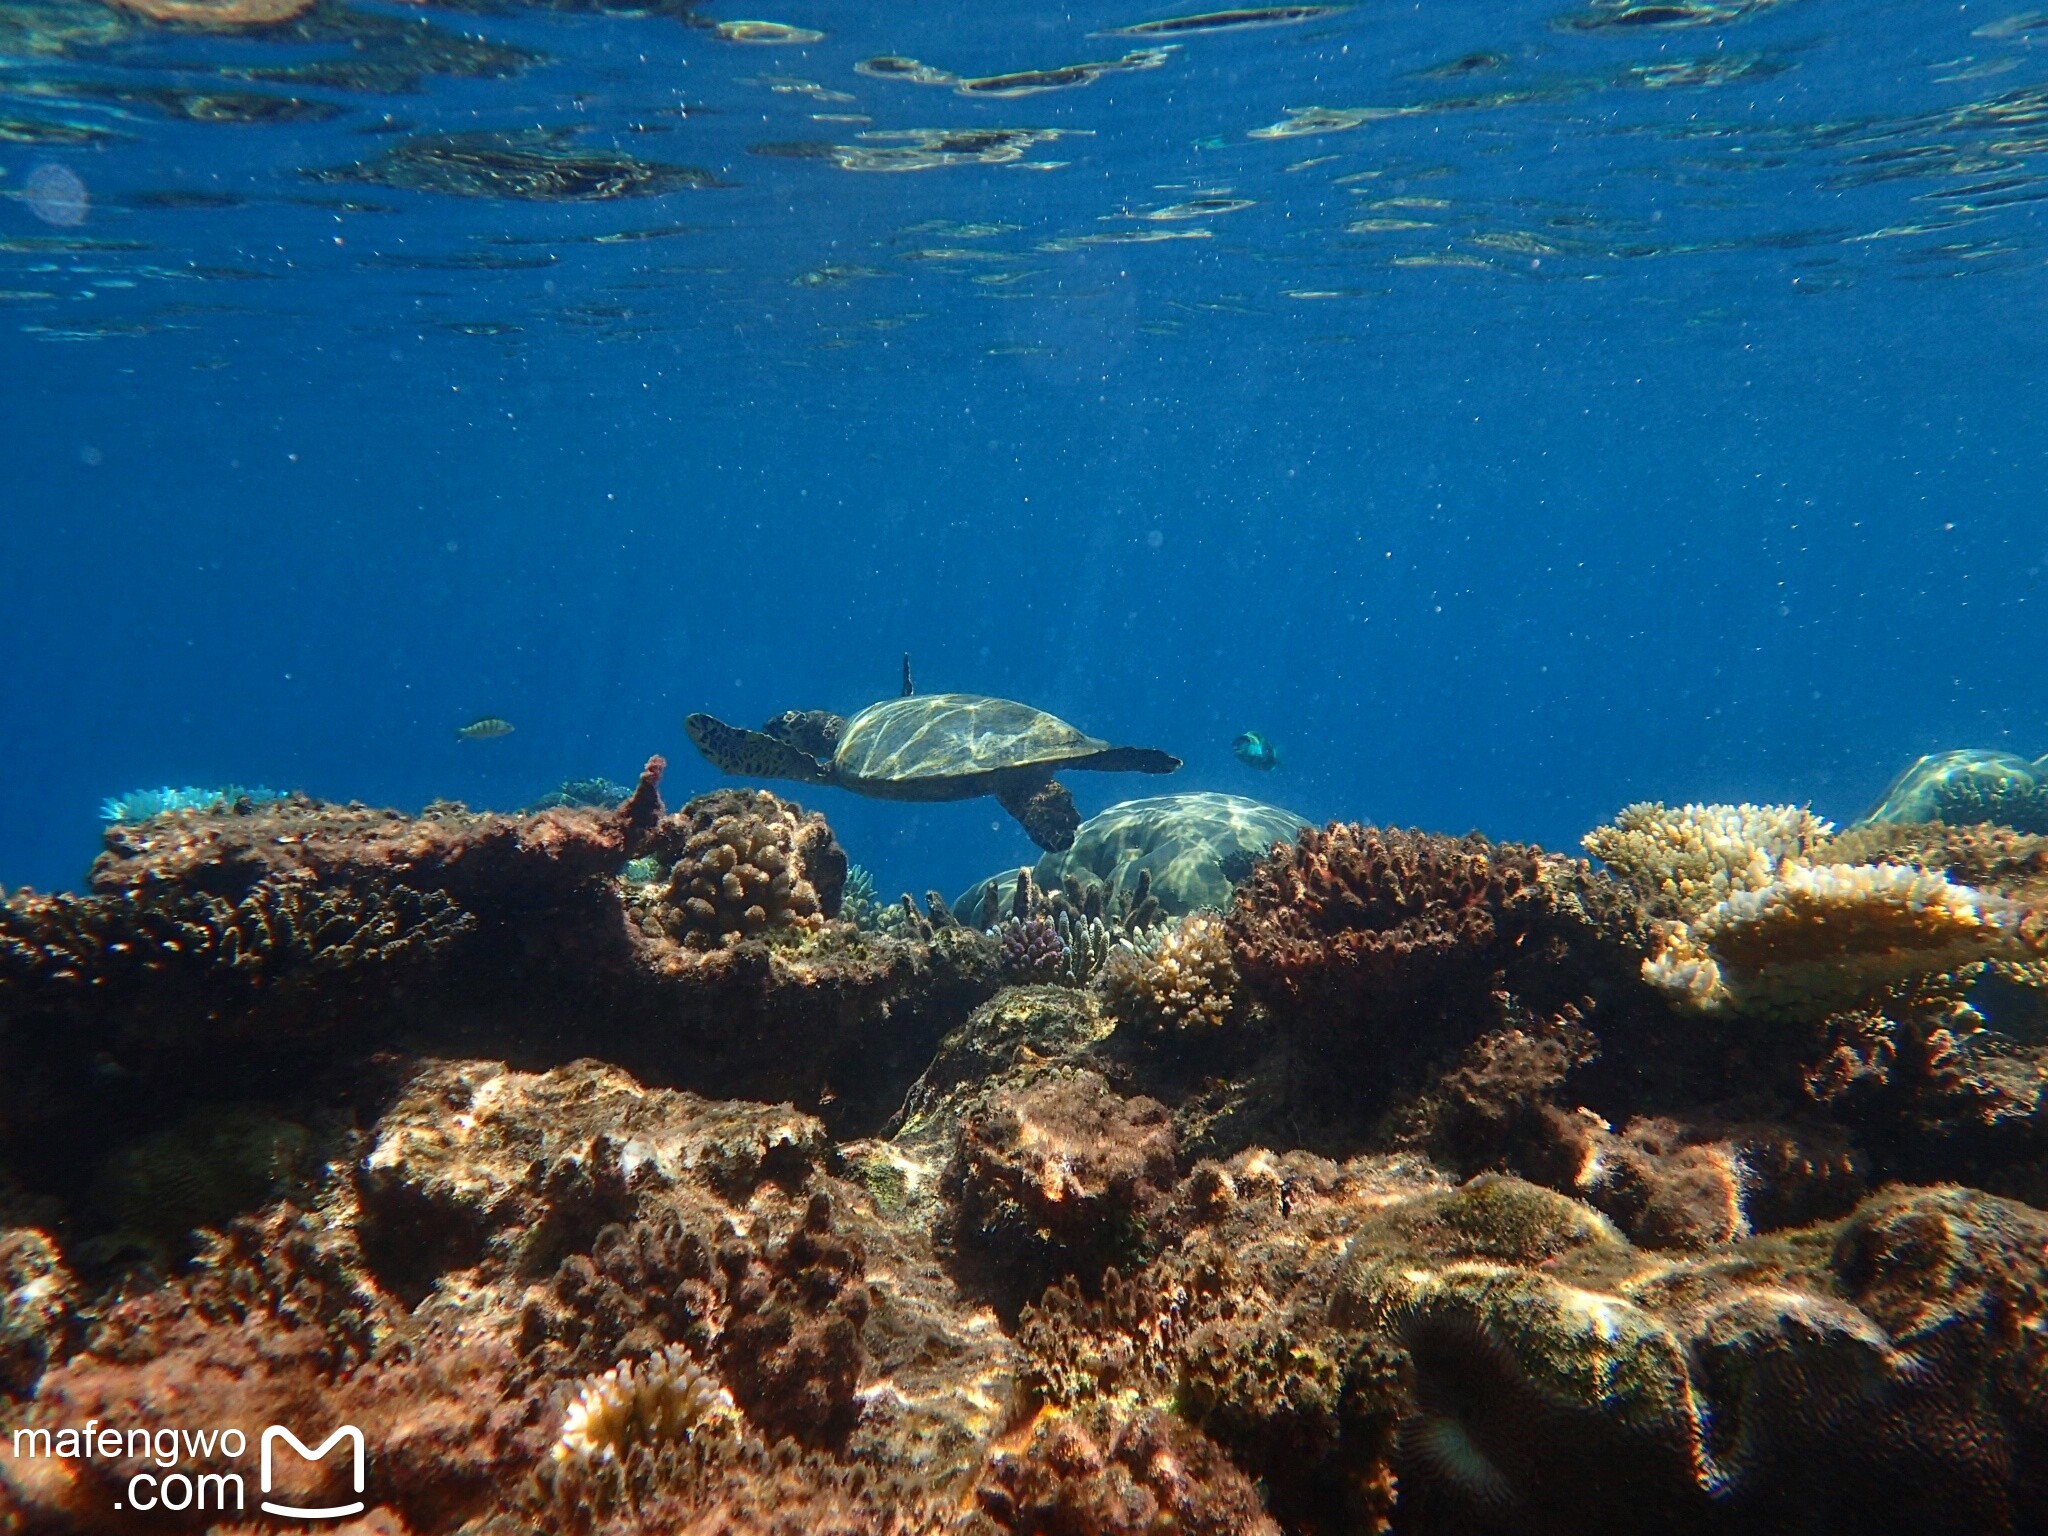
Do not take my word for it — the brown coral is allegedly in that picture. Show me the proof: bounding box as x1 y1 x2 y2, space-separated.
0 1229 76 1400
1644 861 2047 1019
638 790 844 948
949 1071 1178 1313
1224 824 1648 1133
975 1403 1279 1536
715 1191 869 1449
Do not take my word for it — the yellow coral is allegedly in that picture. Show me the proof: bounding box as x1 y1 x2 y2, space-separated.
1644 860 2044 1019
552 1345 733 1471
1583 802 1833 922
1102 913 1239 1034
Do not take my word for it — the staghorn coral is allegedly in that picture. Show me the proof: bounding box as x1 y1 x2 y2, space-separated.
842 863 882 930
551 1343 734 1473
1643 860 2048 1019
1582 801 1834 922
994 909 1117 986
638 789 844 948
1102 913 1240 1036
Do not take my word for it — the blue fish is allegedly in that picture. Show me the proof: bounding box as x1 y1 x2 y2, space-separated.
1233 731 1279 771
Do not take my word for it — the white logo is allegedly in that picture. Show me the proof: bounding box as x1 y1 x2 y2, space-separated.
259 1425 366 1520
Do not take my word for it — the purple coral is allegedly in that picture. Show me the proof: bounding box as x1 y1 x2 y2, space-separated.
998 915 1068 982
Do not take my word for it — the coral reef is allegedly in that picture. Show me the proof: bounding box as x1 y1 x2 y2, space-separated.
1582 800 1834 920
98 783 287 823
993 910 1114 986
1643 859 2046 1019
948 1071 1177 1312
716 1191 869 1448
532 776 635 811
23 748 2048 1534
1223 823 1651 1136
551 1344 733 1473
842 863 881 930
0 1230 75 1400
1859 748 2048 834
1028 793 1311 917
976 1403 1279 1536
635 788 844 947
1101 913 1241 1037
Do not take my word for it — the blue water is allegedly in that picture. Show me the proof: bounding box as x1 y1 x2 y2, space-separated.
3 0 2045 901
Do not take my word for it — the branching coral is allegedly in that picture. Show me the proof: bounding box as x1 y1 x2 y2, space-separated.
994 910 1117 986
1225 825 1643 1122
643 790 844 948
1582 802 1834 922
1102 913 1240 1035
552 1344 734 1473
1643 861 2047 1019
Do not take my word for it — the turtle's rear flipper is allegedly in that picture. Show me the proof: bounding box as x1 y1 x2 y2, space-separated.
686 713 831 785
996 775 1081 853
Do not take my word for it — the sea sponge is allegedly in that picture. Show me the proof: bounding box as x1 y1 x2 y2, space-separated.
653 789 845 948
551 1343 734 1473
1643 860 2047 1019
1582 801 1834 922
1102 913 1240 1035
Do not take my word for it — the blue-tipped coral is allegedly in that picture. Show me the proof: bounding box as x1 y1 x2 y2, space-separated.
99 784 287 824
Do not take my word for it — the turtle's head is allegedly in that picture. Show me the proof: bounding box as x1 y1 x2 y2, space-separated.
763 709 845 760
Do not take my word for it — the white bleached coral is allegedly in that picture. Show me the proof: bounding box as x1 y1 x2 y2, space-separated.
1643 860 2045 1019
551 1344 734 1472
1584 802 1834 922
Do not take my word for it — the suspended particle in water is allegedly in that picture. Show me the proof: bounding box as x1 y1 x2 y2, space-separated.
1146 529 1165 549
24 163 89 229
79 445 102 466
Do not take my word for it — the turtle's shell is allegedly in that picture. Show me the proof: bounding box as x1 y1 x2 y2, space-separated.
833 693 1112 795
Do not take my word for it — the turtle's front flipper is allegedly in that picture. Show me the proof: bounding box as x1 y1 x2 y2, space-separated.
996 774 1081 852
686 713 831 785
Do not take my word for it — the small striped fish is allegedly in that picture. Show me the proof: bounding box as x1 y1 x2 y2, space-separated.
457 717 515 741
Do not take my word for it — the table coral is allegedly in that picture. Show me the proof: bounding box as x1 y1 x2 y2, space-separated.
1644 860 2047 1019
1582 801 1834 921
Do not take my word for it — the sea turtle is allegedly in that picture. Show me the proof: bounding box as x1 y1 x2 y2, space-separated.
685 669 1180 852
